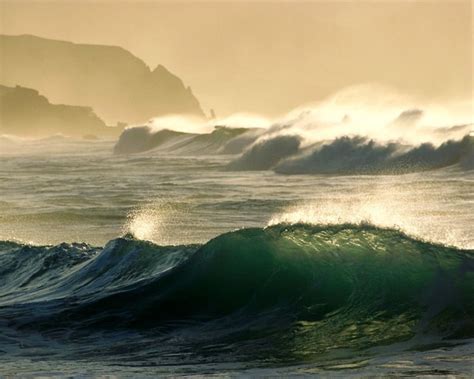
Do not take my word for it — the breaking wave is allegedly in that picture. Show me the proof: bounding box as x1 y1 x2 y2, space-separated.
275 134 474 174
113 86 473 176
0 223 473 364
226 135 301 170
114 125 260 155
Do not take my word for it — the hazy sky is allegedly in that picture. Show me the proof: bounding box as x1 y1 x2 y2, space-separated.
1 1 472 117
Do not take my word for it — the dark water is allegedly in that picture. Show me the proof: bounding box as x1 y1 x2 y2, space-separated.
0 139 473 377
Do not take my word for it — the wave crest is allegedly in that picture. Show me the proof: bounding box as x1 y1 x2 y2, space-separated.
1 224 472 348
274 135 474 175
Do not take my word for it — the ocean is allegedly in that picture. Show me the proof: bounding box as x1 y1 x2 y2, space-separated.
0 137 473 377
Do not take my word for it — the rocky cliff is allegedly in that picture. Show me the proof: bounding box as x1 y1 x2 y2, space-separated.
0 34 204 124
0 84 121 138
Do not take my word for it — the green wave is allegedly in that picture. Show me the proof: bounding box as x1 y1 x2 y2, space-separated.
1 223 473 360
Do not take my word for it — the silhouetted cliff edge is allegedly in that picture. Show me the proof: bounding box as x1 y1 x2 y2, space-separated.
0 34 204 124
0 84 121 138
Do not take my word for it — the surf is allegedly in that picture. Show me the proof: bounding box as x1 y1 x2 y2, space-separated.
0 223 472 356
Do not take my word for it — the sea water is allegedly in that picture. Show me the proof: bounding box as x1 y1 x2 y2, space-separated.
0 138 473 377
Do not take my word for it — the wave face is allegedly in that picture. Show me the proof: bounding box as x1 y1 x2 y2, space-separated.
275 135 474 175
1 224 473 365
114 125 258 155
111 94 473 176
113 126 193 154
226 135 301 170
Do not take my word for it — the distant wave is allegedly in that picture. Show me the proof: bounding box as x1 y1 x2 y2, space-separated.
112 90 473 175
218 128 265 154
275 134 474 175
114 125 261 155
219 101 472 174
113 126 193 154
226 135 301 170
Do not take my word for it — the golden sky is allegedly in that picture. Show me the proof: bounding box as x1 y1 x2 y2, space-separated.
1 1 472 117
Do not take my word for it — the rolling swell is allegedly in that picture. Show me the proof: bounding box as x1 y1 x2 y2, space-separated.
275 135 474 175
226 135 301 170
113 125 256 155
1 224 473 354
